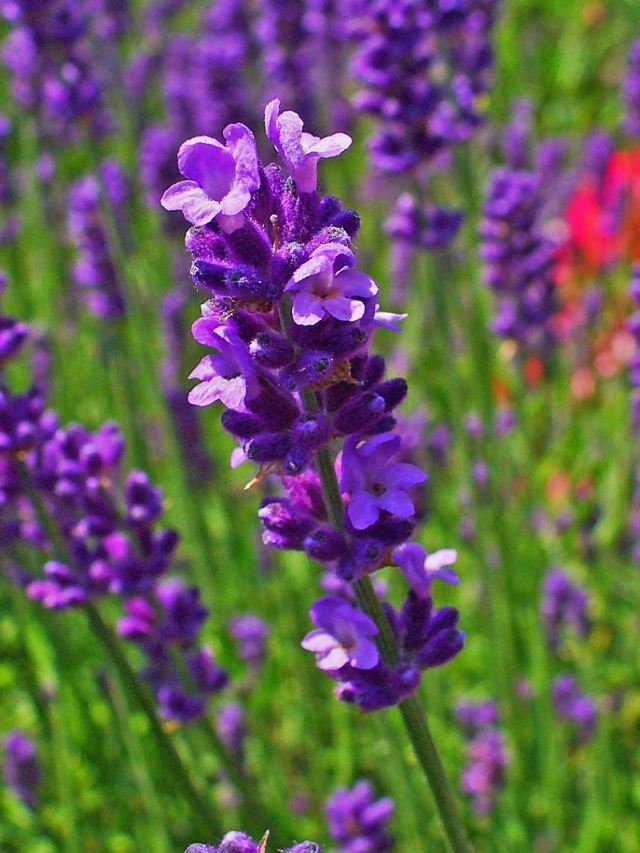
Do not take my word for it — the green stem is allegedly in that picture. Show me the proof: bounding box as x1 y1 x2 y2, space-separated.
86 605 219 838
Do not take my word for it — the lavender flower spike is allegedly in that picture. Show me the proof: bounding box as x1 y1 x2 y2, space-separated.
302 596 379 671
161 125 260 231
186 832 321 852
265 98 351 193
3 731 40 809
285 243 378 326
325 780 394 852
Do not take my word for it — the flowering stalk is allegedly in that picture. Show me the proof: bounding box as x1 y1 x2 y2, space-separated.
162 100 470 852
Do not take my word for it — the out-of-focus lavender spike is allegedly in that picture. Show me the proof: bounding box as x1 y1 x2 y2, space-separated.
552 675 597 742
541 568 590 651
3 731 40 809
254 1 316 120
1 1 110 140
325 780 394 852
228 614 269 672
67 171 126 320
348 0 501 175
216 701 246 761
623 40 640 136
502 98 533 169
455 699 508 814
480 165 558 359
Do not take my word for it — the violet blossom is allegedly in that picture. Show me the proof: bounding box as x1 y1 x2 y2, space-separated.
163 98 464 711
161 126 260 231
325 780 394 853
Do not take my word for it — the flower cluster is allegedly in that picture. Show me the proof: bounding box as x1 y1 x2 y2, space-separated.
186 833 320 853
67 162 128 319
325 780 394 852
0 0 109 139
348 0 500 175
552 675 597 743
479 165 558 357
162 101 464 710
455 699 508 815
0 278 226 724
623 40 640 137
3 731 40 810
540 568 590 652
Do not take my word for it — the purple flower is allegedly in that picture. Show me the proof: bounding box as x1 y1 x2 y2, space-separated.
302 596 379 671
392 542 459 598
3 731 39 809
161 125 260 231
552 675 597 742
185 833 321 853
341 433 426 530
455 699 508 814
188 318 256 409
285 243 378 326
228 614 269 670
325 780 394 853
541 568 590 651
264 98 351 193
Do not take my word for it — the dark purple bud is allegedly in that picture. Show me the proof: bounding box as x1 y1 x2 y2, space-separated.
221 410 265 439
246 380 299 428
303 526 348 561
292 413 331 450
334 392 386 434
362 355 386 387
281 350 334 390
375 378 408 411
249 331 294 368
245 431 291 463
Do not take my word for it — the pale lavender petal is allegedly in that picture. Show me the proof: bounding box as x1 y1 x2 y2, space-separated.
223 122 260 189
218 375 247 409
336 268 379 298
290 254 332 286
304 132 352 158
188 376 228 407
374 308 407 331
301 628 335 653
323 296 365 323
188 354 218 381
161 182 221 226
292 291 326 326
191 317 224 348
230 447 247 468
217 211 245 233
317 646 350 670
348 490 380 530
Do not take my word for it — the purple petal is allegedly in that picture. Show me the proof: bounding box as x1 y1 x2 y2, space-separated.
336 268 378 298
177 136 235 199
348 490 380 530
304 132 352 158
350 636 379 670
377 488 415 518
188 376 228 407
291 291 326 326
379 462 427 489
323 296 365 322
161 181 221 226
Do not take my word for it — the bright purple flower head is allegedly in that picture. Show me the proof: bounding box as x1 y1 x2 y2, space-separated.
285 242 378 326
161 124 260 231
265 98 351 193
392 542 459 598
341 433 426 530
302 596 379 671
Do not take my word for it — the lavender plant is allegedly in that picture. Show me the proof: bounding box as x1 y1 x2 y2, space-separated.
162 100 469 851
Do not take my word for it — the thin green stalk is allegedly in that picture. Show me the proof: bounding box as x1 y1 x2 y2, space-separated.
86 604 219 838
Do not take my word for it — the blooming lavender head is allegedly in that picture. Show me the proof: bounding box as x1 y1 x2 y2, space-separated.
162 99 464 711
228 614 269 670
67 170 126 319
480 165 558 358
185 833 321 853
349 0 501 175
623 40 640 136
3 731 39 809
455 698 508 814
541 568 590 651
325 780 393 853
552 675 597 742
